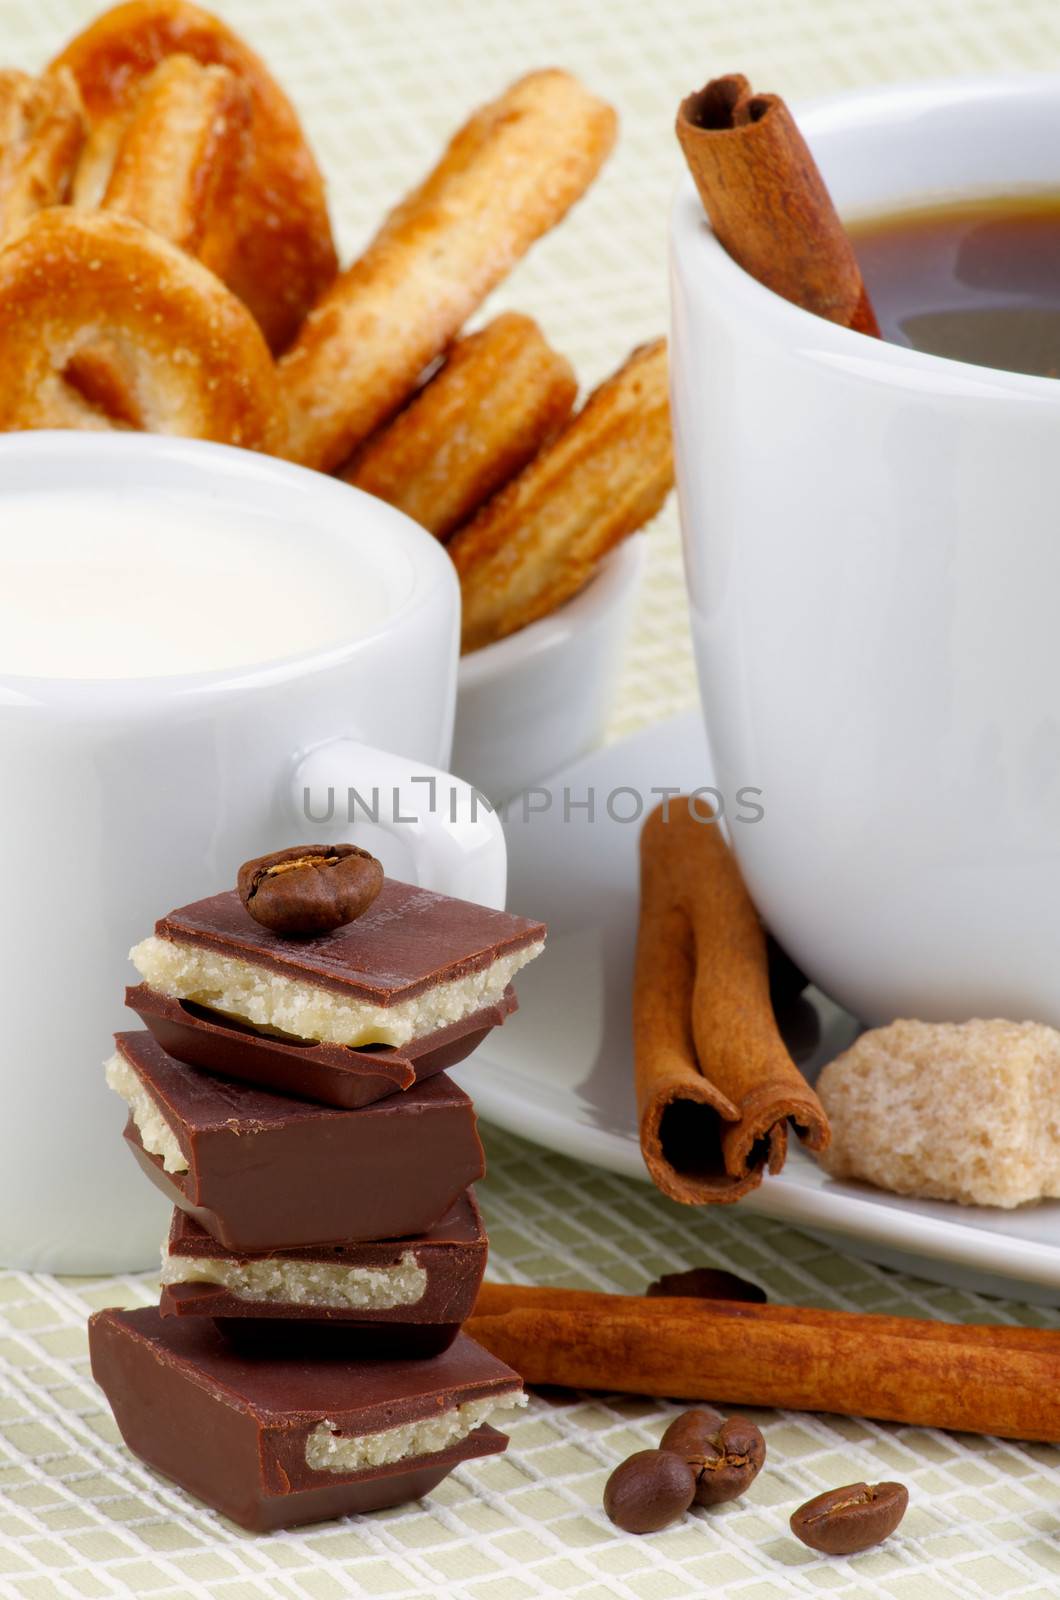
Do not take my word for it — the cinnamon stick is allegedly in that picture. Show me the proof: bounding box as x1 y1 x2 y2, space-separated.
468 1285 1060 1442
676 73 879 335
633 798 828 1203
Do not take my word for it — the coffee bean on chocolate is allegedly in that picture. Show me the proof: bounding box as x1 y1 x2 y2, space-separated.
660 1408 766 1506
237 844 383 935
603 1449 696 1534
790 1481 909 1555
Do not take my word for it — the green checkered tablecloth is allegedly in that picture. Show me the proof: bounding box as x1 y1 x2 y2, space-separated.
1 1 1059 1595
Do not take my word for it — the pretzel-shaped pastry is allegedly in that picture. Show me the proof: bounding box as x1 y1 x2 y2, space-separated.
100 53 250 279
51 0 336 350
56 55 251 432
0 67 85 242
0 209 283 450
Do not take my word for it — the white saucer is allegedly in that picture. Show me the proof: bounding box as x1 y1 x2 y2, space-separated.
457 713 1060 1305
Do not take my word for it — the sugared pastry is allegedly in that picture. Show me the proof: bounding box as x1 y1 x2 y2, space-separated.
159 1192 487 1357
106 1032 484 1248
89 1308 525 1531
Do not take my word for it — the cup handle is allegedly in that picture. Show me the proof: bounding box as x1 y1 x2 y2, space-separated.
291 738 507 910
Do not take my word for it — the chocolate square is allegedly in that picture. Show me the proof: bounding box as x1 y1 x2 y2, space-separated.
114 1031 485 1249
159 1192 487 1356
154 881 545 1005
127 982 516 1109
90 1308 521 1531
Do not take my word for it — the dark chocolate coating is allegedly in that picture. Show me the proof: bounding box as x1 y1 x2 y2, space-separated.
209 1318 464 1358
116 1032 485 1249
159 1191 487 1343
155 880 545 1003
126 983 516 1109
89 1308 519 1531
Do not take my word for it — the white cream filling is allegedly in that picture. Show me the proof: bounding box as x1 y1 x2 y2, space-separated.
104 1051 187 1173
130 936 544 1048
160 1244 427 1309
305 1391 526 1474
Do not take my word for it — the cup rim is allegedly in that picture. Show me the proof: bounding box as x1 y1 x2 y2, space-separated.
457 531 647 688
670 71 1060 402
0 432 457 705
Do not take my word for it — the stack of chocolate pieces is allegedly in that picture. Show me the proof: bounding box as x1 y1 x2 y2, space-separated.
89 846 545 1531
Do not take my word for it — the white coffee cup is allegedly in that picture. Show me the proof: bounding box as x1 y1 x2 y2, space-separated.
0 432 506 1271
671 75 1060 1029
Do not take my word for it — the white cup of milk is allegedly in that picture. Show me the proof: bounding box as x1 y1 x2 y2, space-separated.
0 432 507 1272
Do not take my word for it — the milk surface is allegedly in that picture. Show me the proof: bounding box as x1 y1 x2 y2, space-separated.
0 489 390 678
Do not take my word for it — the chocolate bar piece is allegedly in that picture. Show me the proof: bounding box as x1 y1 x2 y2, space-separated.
107 1032 484 1249
159 1192 487 1357
130 879 545 1048
127 982 517 1109
90 1307 524 1531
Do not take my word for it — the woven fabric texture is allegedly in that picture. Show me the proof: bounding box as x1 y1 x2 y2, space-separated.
1 1 1059 1596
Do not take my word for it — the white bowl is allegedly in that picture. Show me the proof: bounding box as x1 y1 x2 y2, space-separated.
452 534 646 804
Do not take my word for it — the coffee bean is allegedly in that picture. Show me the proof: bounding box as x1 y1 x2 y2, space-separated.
603 1449 696 1534
660 1408 766 1506
237 844 383 936
646 1267 767 1304
790 1481 908 1555
659 1407 726 1452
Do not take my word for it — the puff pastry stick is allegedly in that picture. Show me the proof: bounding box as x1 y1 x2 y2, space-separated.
342 312 576 541
282 70 616 471
449 339 672 652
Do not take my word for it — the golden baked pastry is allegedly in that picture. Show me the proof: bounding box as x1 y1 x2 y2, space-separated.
280 69 617 472
0 67 84 242
342 313 577 542
0 209 283 450
449 339 673 651
51 0 336 349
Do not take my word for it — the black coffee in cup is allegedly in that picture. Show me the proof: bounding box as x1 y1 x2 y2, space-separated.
850 194 1060 377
